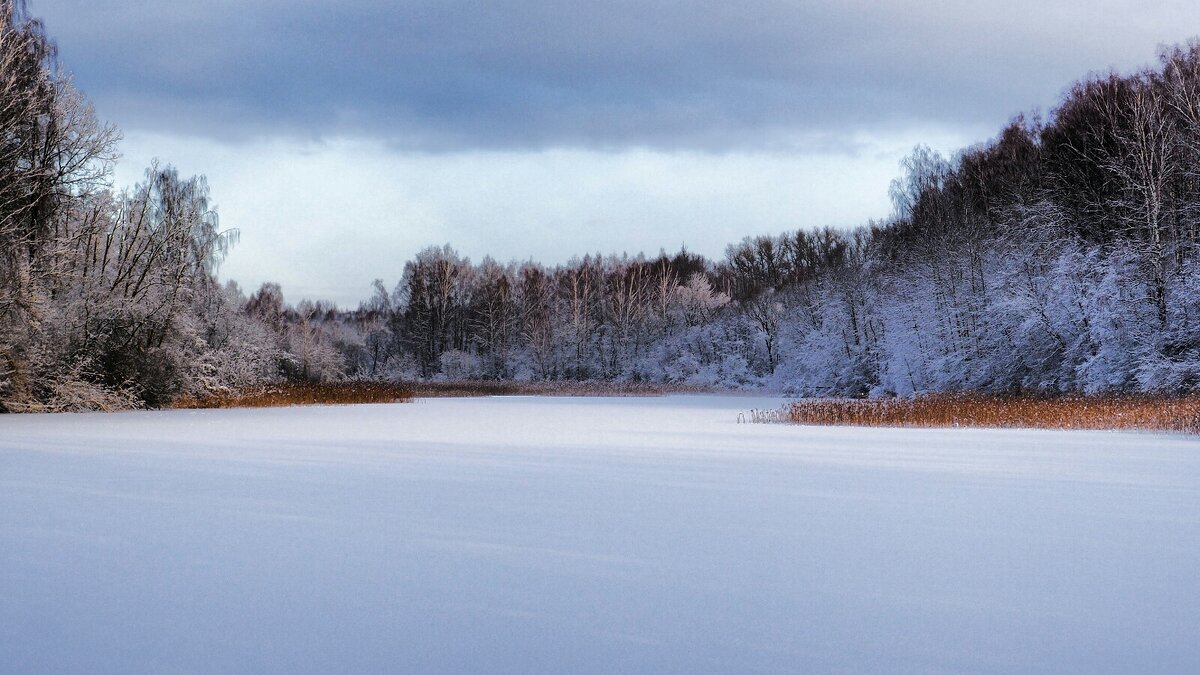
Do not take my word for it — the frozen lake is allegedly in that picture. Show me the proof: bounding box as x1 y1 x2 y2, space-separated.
2 395 1199 673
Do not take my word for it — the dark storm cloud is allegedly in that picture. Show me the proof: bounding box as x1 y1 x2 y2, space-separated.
36 0 1200 150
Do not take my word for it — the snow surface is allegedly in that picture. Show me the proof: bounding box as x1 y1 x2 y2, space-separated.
2 395 1199 673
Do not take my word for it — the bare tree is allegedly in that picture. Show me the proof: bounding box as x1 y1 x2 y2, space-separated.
561 255 598 379
470 258 517 379
517 263 558 380
0 1 118 407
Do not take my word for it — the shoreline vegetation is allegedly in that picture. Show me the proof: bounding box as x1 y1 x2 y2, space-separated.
169 381 711 409
745 395 1200 433
167 382 1200 434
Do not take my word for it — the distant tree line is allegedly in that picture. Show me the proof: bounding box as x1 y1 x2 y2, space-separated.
307 40 1200 397
3 0 1200 410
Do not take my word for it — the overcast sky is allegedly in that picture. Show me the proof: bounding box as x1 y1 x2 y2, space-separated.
36 0 1200 305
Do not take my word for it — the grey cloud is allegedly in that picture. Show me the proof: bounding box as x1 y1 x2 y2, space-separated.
36 0 1200 151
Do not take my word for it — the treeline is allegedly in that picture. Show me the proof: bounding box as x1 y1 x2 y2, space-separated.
307 235 852 387
313 40 1200 397
3 0 1200 410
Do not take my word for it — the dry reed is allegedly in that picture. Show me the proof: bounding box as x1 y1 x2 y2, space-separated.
769 394 1200 433
172 379 709 409
171 382 415 409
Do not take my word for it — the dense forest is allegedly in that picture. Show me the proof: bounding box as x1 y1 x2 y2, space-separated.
3 1 1200 411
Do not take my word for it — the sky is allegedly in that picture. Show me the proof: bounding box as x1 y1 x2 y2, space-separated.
36 0 1200 306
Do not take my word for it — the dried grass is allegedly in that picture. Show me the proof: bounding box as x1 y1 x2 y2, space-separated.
766 394 1200 433
171 379 709 409
172 382 415 409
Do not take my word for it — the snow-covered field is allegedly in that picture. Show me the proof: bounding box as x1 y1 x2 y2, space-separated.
2 395 1199 673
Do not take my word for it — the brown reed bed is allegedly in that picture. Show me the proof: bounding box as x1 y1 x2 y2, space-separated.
172 379 709 409
171 381 415 409
755 394 1200 433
